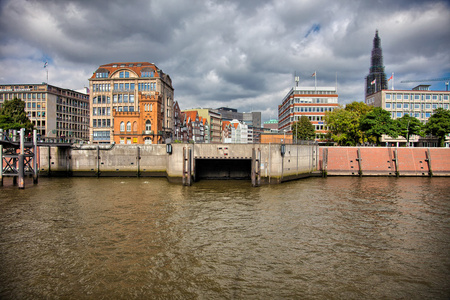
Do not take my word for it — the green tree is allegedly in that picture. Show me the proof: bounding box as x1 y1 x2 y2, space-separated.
396 114 423 144
292 116 315 141
0 98 34 132
359 107 398 145
424 108 450 147
324 101 372 146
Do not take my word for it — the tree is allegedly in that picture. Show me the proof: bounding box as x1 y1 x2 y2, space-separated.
396 114 423 144
0 98 34 132
324 101 372 146
292 116 315 141
359 107 398 145
424 108 450 147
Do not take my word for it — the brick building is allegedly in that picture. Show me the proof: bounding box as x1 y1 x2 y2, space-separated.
89 62 174 144
112 92 163 144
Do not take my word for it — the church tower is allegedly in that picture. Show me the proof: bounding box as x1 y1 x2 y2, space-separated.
365 30 388 96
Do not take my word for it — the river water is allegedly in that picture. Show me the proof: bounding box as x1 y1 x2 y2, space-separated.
0 176 449 299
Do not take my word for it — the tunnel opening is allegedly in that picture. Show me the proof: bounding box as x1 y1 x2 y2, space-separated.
195 158 252 180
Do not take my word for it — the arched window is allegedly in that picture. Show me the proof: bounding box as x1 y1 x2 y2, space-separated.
120 121 125 132
150 104 153 112
133 121 137 132
145 120 151 131
126 121 131 132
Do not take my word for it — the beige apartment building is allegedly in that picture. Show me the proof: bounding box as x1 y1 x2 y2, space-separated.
89 62 174 144
365 85 450 146
0 84 90 141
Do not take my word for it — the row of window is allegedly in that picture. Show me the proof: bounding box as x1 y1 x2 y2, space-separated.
141 71 155 77
27 102 45 109
93 82 159 94
385 103 449 110
28 111 46 118
292 98 336 104
93 119 111 128
96 72 109 78
119 71 130 78
386 93 449 101
114 106 135 112
93 95 110 104
93 131 110 141
0 93 47 100
113 94 135 103
138 82 157 91
93 107 111 116
292 106 335 113
393 112 431 119
93 84 110 92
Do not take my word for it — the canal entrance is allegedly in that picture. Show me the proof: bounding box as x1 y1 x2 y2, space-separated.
195 158 252 180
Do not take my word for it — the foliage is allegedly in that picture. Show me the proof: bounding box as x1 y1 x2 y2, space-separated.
324 101 373 146
359 107 398 145
424 108 450 147
0 98 34 132
292 116 315 141
396 114 423 143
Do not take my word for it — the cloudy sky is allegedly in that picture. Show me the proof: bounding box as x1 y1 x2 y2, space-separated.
1 0 449 121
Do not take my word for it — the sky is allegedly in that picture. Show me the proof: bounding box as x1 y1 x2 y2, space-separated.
1 0 449 122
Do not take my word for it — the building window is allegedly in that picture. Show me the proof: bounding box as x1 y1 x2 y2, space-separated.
146 120 151 131
120 122 125 132
126 122 131 132
404 103 409 109
397 112 402 118
119 71 129 78
396 103 402 109
386 94 391 100
385 103 391 109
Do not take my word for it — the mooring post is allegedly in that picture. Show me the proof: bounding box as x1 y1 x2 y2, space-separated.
356 148 363 177
425 148 433 177
96 145 100 177
322 148 328 177
33 129 38 184
393 148 399 177
18 128 25 189
137 146 141 177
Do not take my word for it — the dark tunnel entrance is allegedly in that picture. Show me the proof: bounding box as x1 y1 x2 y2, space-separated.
195 159 252 180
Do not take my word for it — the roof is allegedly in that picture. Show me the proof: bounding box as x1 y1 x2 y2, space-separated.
90 62 162 79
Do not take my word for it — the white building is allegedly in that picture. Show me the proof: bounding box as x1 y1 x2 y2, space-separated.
365 85 450 146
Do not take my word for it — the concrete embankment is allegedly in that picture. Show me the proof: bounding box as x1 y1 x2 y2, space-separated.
319 147 450 176
35 144 449 186
38 143 319 185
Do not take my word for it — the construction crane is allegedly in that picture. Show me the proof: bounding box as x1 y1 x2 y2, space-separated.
401 77 450 91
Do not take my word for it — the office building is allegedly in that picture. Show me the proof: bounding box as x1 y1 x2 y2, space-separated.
365 85 450 146
278 86 339 140
89 62 174 144
0 84 89 141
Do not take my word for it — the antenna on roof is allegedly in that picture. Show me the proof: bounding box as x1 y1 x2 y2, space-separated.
294 72 299 87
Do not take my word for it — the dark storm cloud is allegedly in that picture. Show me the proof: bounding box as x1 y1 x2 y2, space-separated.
1 0 449 120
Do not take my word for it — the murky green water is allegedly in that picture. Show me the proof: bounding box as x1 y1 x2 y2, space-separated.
1 177 449 299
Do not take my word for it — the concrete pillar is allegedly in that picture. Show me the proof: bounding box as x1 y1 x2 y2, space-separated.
33 129 38 184
19 128 25 189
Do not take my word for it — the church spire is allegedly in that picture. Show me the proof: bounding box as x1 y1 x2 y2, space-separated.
366 30 388 96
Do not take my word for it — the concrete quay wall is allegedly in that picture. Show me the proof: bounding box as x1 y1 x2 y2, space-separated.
38 143 319 184
319 147 450 176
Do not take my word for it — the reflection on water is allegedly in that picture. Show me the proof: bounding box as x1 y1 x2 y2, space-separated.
0 177 449 299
